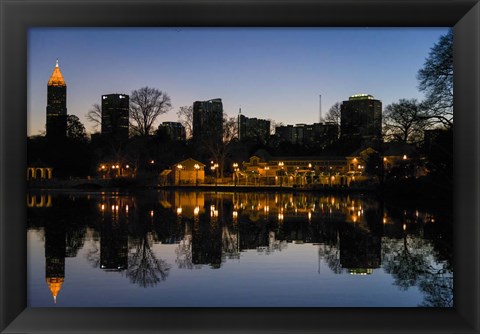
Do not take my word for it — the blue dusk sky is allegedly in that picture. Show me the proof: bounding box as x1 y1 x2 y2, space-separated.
28 27 448 136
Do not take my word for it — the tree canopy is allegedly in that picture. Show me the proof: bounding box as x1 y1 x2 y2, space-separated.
383 98 427 144
417 28 453 128
130 86 172 136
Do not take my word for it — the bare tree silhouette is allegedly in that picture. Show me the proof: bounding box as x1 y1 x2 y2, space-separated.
127 233 171 288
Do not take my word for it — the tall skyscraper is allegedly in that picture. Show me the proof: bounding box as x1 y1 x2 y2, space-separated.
340 94 382 142
46 59 67 140
193 98 223 146
101 94 129 144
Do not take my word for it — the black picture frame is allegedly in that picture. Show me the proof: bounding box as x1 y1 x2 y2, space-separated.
1 0 479 333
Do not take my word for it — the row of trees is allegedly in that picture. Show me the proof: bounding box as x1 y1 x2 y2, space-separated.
324 28 453 145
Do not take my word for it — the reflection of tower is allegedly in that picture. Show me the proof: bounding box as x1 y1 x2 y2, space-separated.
339 224 381 274
99 199 129 271
44 218 66 304
191 202 222 267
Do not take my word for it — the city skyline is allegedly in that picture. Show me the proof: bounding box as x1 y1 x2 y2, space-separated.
28 27 448 136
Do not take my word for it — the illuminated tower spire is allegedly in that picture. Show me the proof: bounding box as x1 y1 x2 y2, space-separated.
48 59 66 86
46 59 67 139
46 277 64 304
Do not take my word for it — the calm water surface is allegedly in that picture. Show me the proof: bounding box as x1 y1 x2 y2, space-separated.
27 190 453 307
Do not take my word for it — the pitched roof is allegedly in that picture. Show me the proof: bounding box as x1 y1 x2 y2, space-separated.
174 158 205 169
47 59 66 86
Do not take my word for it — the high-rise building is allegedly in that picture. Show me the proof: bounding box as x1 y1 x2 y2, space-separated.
158 122 186 141
193 98 223 146
238 112 270 143
340 94 382 142
46 59 67 140
275 122 338 146
101 94 129 143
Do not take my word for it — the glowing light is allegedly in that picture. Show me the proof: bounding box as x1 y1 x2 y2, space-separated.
194 206 200 216
177 207 182 215
403 155 407 160
150 210 154 217
403 223 407 231
101 204 105 211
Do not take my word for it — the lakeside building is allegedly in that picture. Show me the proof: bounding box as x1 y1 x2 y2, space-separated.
161 158 205 185
46 59 67 140
158 122 186 141
193 98 223 146
340 94 382 143
237 111 271 143
101 94 130 144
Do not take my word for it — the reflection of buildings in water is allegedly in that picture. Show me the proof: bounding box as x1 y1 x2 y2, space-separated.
257 231 288 254
339 224 381 274
98 196 130 271
159 190 205 219
232 192 379 228
44 219 66 304
27 193 52 208
191 201 223 268
222 225 240 260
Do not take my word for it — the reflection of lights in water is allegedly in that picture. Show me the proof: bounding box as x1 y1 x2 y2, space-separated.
177 207 182 215
125 205 129 212
308 212 311 220
115 205 119 211
111 205 115 211
233 211 238 219
101 204 105 211
194 206 199 216
264 205 269 213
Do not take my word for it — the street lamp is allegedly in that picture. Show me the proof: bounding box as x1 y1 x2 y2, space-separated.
177 164 183 185
278 162 284 186
233 163 238 186
264 166 269 185
194 163 200 185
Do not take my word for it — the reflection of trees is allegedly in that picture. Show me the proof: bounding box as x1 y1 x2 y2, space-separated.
65 226 86 257
382 235 453 307
318 243 343 274
127 233 171 288
85 230 101 268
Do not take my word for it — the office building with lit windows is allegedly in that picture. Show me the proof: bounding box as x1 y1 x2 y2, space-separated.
101 94 129 143
158 122 186 141
340 94 382 142
238 112 270 143
46 60 67 140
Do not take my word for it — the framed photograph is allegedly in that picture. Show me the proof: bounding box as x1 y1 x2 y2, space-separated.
1 0 479 333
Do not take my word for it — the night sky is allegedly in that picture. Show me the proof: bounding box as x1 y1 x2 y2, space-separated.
28 27 448 136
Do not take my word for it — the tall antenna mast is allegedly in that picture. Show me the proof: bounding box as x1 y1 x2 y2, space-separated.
319 94 322 123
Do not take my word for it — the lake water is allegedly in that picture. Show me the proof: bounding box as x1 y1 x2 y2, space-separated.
27 189 453 307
